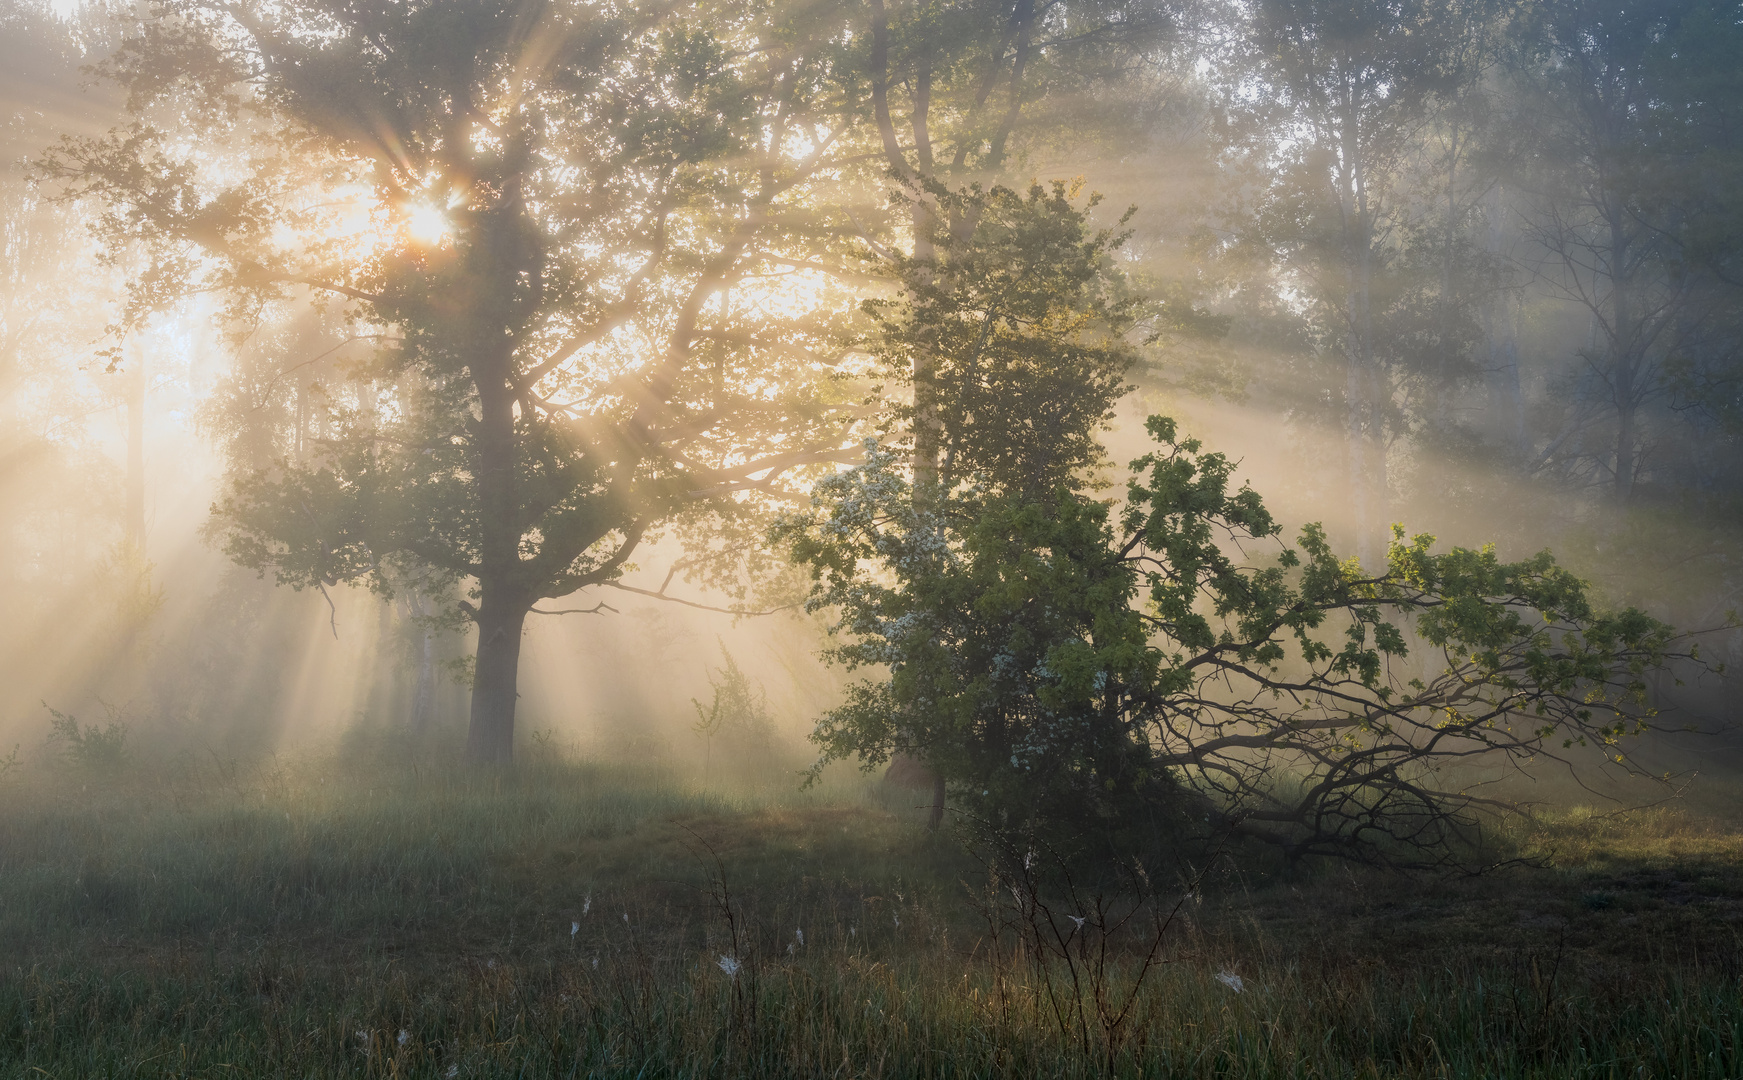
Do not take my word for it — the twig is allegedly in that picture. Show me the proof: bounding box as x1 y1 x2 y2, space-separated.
315 581 338 638
529 602 618 616
602 581 800 617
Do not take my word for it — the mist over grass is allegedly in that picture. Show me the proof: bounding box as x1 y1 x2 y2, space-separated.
3 740 1743 1077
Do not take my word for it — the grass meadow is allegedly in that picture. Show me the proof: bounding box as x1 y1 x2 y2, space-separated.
1 735 1741 1079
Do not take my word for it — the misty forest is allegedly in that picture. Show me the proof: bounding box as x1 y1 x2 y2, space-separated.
2 0 1742 1074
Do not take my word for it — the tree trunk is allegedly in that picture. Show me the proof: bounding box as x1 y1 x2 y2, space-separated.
465 355 526 763
1608 212 1639 505
1482 185 1526 463
882 752 946 829
412 622 436 734
1339 78 1380 568
294 377 308 463
466 590 527 764
1431 124 1461 436
909 201 941 503
1614 392 1638 503
1344 343 1370 560
124 338 146 547
1486 320 1524 458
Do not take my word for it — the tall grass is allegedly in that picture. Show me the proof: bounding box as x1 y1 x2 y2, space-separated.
0 744 1738 1077
6 939 1738 1077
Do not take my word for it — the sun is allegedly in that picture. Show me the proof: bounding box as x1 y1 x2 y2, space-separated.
403 202 452 245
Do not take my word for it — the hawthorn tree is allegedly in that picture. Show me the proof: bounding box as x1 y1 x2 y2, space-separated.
785 179 1148 828
43 0 875 761
833 0 1179 811
786 414 1685 868
782 181 1689 867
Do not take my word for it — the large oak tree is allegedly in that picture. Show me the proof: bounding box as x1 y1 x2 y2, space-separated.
45 0 874 761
